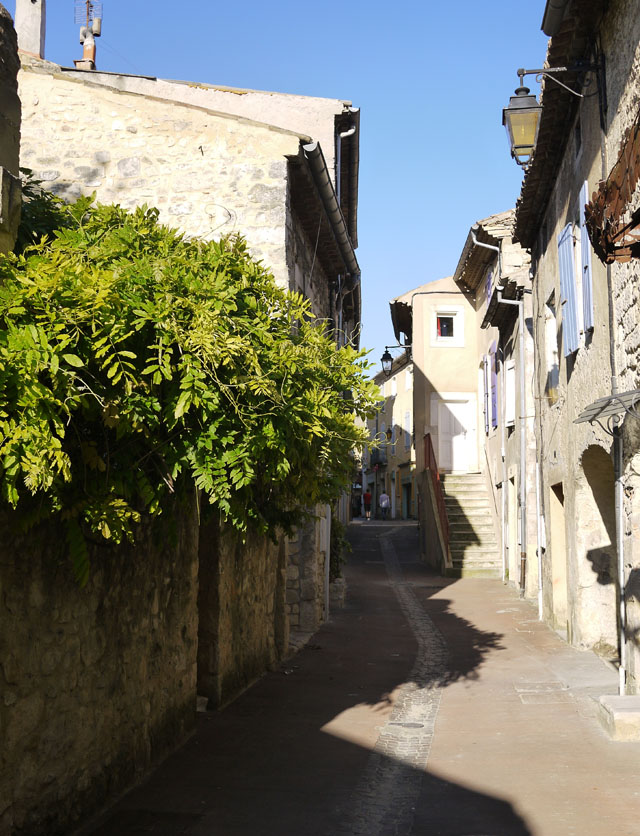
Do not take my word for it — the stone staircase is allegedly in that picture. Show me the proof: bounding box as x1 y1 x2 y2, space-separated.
441 473 501 578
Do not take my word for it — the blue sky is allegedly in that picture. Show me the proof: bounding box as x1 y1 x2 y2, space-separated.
6 1 549 374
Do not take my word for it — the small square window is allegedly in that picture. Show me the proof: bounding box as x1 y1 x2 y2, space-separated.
431 306 464 347
437 315 454 337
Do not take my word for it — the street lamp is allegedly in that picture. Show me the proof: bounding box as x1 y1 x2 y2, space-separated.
380 344 410 377
503 71 542 167
503 63 603 167
381 349 393 376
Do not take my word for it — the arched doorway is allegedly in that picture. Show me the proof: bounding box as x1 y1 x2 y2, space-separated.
574 445 617 657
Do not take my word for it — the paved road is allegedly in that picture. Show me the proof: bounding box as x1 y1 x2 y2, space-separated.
80 521 640 835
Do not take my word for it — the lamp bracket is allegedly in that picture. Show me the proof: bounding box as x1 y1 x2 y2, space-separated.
517 62 600 99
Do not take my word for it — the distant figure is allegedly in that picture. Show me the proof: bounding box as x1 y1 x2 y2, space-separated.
363 489 372 520
379 491 390 520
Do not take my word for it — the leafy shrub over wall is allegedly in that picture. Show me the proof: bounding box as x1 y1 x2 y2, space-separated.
0 192 378 583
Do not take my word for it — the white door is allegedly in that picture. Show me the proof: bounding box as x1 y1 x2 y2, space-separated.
439 399 473 472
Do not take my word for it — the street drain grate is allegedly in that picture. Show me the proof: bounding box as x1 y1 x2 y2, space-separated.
388 722 424 728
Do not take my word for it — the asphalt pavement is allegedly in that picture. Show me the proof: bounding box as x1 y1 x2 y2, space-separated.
78 520 640 836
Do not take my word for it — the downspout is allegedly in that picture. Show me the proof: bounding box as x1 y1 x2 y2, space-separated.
535 459 545 619
594 43 625 695
614 421 626 695
500 348 508 584
336 125 356 206
497 290 528 595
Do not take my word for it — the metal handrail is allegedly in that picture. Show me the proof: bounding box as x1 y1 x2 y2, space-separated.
424 433 449 548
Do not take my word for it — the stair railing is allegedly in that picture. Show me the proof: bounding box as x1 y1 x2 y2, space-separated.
424 433 449 550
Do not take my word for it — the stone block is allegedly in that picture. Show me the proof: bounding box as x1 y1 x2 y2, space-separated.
598 694 640 741
299 600 318 632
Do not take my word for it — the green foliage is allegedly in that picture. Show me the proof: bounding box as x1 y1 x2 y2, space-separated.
0 198 378 583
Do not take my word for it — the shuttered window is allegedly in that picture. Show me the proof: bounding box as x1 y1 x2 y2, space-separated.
580 181 594 332
557 223 579 355
490 344 498 428
483 355 490 434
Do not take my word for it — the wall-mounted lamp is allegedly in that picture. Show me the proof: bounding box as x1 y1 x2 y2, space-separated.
503 63 602 167
503 72 542 167
380 344 410 377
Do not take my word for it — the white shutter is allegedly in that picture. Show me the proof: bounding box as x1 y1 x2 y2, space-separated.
580 181 594 332
557 223 579 355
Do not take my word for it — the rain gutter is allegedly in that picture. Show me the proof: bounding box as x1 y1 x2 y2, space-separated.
303 140 359 277
541 0 570 36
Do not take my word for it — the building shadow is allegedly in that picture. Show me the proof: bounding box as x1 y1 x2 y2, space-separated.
78 525 530 836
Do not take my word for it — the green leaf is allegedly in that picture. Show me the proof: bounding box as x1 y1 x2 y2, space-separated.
62 353 84 368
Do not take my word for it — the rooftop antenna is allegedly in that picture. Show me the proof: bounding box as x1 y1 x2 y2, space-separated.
74 1 102 70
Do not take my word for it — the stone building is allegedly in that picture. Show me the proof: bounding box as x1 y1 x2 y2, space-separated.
16 34 361 638
386 216 534 583
452 212 537 594
0 3 363 831
0 3 20 253
363 354 416 520
510 0 640 701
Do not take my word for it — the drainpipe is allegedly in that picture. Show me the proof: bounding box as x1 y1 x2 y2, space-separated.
614 422 627 695
500 349 508 584
535 460 545 619
497 290 528 595
336 125 356 206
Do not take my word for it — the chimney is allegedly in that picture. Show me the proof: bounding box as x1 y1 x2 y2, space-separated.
14 0 46 59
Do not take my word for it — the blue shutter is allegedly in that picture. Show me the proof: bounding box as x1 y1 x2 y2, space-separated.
580 181 594 332
483 355 490 434
557 223 579 355
490 346 498 428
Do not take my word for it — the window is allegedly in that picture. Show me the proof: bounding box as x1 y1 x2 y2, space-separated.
579 180 594 332
482 344 498 433
557 223 579 355
437 315 454 337
431 306 464 347
404 411 411 451
405 366 413 391
391 376 397 397
483 355 490 435
545 295 560 404
485 268 493 308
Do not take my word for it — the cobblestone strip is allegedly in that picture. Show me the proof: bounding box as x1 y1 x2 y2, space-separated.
333 531 448 836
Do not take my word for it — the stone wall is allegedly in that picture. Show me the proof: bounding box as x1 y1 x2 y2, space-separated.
18 61 300 288
0 496 200 835
0 4 21 252
286 506 330 634
198 518 287 709
601 0 640 691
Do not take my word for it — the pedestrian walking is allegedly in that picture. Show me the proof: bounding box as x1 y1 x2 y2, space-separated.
363 489 372 520
379 491 390 520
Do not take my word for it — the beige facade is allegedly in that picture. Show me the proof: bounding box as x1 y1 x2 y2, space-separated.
390 276 481 481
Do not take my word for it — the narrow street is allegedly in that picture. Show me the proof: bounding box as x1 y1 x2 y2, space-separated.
79 522 640 836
